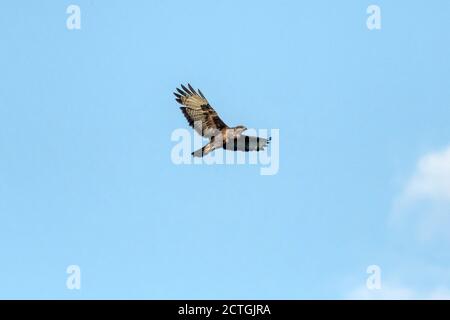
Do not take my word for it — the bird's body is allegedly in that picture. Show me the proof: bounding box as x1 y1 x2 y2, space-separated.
174 84 270 157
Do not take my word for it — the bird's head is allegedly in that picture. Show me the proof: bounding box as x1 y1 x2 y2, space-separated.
234 125 247 135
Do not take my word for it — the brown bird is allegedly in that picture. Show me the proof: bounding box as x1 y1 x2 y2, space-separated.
174 84 271 157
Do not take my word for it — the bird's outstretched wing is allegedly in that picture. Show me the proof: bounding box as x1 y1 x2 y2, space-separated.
224 136 271 152
174 84 228 137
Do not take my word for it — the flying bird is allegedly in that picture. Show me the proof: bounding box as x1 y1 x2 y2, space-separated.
174 84 271 157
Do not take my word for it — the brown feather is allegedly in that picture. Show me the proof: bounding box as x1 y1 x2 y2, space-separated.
181 84 192 95
175 84 228 137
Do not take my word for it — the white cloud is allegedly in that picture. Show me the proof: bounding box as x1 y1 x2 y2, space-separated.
347 284 450 300
347 284 414 300
400 147 450 202
429 287 450 300
392 146 450 242
350 148 450 300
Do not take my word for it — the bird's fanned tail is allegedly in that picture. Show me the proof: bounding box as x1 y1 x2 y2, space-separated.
223 136 271 152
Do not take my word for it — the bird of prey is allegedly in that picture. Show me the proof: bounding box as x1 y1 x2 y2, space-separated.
174 84 271 157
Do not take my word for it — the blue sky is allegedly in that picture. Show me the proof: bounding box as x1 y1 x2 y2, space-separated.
1 0 450 299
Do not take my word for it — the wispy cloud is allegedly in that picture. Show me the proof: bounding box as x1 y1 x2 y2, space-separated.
347 284 450 300
346 147 450 300
392 146 450 242
347 284 414 300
